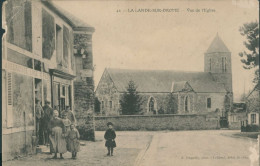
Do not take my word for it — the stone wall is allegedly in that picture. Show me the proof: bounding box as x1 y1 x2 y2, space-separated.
96 89 226 116
2 130 36 161
95 69 120 115
195 93 226 113
204 52 232 74
94 114 220 131
204 51 233 93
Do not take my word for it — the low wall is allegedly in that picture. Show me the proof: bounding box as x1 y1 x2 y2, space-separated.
94 114 220 131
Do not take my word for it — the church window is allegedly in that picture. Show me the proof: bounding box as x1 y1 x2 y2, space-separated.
109 101 113 109
101 101 104 110
207 98 211 108
149 97 156 114
184 96 189 112
222 57 226 73
209 58 212 71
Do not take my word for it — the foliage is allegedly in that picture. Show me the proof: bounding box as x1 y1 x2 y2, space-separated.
239 21 259 69
241 124 260 132
165 93 178 114
239 21 259 87
120 80 143 115
224 94 232 113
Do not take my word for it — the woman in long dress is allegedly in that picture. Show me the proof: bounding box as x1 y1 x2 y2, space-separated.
49 110 67 159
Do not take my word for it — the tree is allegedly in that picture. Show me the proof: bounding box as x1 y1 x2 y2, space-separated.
224 94 232 114
165 93 178 114
120 80 143 115
239 21 259 69
239 21 259 84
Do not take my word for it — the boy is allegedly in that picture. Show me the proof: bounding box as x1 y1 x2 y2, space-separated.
104 122 116 156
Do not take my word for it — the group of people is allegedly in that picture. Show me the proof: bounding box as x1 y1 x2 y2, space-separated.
35 100 80 159
35 100 118 159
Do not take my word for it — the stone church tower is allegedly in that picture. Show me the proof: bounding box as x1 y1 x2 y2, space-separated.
204 34 233 95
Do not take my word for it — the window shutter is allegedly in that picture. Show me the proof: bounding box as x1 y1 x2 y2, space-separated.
7 73 12 105
68 85 72 108
7 72 13 127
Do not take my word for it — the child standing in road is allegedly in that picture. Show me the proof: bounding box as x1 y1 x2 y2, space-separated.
67 124 80 159
104 122 116 156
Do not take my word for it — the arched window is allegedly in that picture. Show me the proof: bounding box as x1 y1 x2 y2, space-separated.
185 96 189 112
148 97 156 114
222 57 227 73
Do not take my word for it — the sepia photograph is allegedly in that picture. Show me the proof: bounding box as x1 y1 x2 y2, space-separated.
1 0 259 165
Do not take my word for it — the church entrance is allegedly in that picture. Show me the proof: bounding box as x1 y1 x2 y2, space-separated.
220 110 228 128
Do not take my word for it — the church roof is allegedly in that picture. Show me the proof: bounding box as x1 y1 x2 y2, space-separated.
171 81 194 92
206 34 230 53
105 68 227 93
41 1 95 32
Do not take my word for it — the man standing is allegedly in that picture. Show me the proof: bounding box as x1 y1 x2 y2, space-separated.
42 100 53 146
62 106 76 125
35 99 44 145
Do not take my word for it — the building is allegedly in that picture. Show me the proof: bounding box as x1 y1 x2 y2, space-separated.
227 102 247 129
2 0 95 161
95 34 233 116
246 83 260 126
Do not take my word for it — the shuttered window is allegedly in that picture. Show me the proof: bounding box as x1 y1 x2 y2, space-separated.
7 73 12 105
7 72 13 127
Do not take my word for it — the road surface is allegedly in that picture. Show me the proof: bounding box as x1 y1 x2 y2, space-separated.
137 130 258 166
3 130 258 166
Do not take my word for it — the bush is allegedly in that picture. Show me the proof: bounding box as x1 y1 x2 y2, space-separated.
241 124 260 132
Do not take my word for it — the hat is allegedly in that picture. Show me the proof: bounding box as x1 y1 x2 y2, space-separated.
107 122 113 126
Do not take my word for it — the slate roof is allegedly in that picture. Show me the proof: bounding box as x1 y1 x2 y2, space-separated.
206 34 230 53
105 68 227 93
41 1 95 32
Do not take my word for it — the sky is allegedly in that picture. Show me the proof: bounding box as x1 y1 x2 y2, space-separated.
53 0 259 101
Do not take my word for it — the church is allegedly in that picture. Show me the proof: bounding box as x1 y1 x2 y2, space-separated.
95 34 233 116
